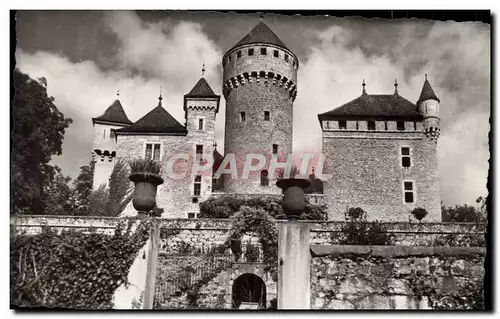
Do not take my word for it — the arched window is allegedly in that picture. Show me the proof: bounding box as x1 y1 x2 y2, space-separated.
260 170 269 187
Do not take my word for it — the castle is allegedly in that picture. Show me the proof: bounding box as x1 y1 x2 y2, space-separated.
91 21 442 222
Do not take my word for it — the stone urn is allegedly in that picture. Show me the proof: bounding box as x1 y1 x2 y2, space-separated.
129 172 164 213
276 178 311 219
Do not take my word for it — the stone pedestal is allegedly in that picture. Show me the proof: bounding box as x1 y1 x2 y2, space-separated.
142 222 159 309
277 221 311 309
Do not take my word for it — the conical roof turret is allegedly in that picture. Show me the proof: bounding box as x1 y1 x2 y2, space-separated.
417 75 440 105
230 22 289 51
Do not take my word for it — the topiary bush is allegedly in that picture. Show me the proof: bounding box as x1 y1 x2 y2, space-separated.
411 207 428 222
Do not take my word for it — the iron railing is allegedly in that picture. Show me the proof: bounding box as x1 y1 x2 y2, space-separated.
154 252 233 307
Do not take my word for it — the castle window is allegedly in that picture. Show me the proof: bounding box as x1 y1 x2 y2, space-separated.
385 121 388 130
401 147 411 168
367 121 376 131
240 112 246 122
187 212 196 219
414 121 417 130
260 170 269 186
145 143 161 161
103 129 106 138
272 144 278 154
248 48 254 56
228 55 231 63
293 60 296 67
261 48 267 55
356 121 359 130
403 181 414 203
274 50 279 58
198 118 204 131
237 51 242 58
339 120 346 129
285 54 289 62
110 129 115 138
194 175 202 196
397 121 405 131
264 111 270 121
196 144 204 155
325 121 330 129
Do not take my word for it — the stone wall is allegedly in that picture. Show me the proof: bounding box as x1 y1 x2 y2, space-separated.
322 130 441 222
310 245 485 310
11 216 485 248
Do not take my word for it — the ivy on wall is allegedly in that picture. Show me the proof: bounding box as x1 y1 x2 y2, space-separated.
10 218 181 309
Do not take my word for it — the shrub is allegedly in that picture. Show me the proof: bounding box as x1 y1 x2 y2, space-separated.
198 195 327 220
346 207 366 221
337 220 394 245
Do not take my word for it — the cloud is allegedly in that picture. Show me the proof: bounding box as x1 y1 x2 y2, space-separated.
15 11 224 179
293 19 490 205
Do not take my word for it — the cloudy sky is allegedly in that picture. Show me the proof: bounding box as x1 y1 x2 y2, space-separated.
15 10 490 205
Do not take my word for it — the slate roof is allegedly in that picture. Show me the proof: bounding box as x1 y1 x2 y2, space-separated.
213 148 224 172
417 79 440 105
185 78 219 98
117 101 186 134
318 93 422 122
231 22 289 51
92 99 133 125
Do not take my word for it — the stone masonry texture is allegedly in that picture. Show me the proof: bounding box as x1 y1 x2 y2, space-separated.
310 245 485 310
322 129 441 222
223 42 297 194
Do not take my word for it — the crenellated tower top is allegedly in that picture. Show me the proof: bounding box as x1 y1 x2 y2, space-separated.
222 21 299 101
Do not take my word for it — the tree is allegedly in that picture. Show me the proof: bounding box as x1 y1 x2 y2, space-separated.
73 160 95 207
442 203 486 224
106 159 132 216
43 166 75 216
11 69 72 215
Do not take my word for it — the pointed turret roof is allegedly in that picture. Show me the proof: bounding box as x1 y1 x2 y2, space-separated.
417 77 440 105
231 22 289 51
185 78 219 98
92 99 133 125
117 98 186 135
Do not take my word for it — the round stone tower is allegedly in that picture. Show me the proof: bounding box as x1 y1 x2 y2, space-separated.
417 75 441 142
222 21 299 194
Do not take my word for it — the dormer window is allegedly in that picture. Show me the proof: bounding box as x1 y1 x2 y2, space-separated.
397 121 405 131
367 121 376 131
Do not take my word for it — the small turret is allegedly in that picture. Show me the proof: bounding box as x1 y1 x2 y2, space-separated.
417 75 440 142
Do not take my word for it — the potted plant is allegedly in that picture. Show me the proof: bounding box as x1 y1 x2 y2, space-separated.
129 158 164 214
276 166 310 219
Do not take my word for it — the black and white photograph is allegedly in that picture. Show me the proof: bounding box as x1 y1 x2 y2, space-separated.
9 9 491 311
